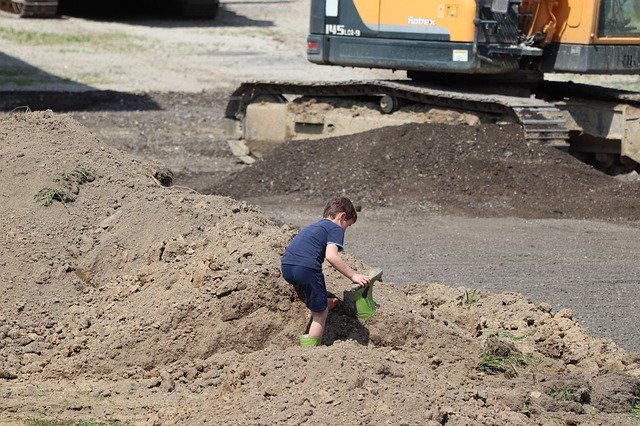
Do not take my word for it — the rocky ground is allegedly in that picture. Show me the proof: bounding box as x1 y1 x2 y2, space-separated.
1 110 639 425
1 0 640 425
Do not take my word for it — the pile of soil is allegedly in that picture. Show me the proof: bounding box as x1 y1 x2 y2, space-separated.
1 112 640 424
212 123 640 220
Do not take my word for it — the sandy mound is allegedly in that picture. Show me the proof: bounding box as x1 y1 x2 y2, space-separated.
1 112 639 424
1 111 310 378
212 123 640 220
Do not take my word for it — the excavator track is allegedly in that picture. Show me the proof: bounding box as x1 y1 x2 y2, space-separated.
538 80 640 104
227 79 640 168
226 79 571 143
0 0 58 17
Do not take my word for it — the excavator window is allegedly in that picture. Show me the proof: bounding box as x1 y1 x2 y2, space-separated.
598 0 640 36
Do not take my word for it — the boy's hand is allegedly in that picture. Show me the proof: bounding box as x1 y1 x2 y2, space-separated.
351 273 371 287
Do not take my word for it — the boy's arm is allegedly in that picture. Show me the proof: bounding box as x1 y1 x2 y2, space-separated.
325 244 370 287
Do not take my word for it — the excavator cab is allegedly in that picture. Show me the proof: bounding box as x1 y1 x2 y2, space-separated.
307 0 529 75
307 0 640 77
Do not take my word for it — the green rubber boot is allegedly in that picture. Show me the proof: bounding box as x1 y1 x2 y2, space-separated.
354 268 383 319
299 334 321 348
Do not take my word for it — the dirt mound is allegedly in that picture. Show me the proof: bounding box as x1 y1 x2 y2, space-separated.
1 112 640 424
1 111 310 378
212 123 640 220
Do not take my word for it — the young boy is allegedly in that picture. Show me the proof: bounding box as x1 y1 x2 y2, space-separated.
281 196 370 347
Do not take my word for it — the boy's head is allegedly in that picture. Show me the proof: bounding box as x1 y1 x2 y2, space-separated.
323 196 357 223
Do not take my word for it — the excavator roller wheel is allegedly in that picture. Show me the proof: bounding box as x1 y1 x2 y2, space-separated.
595 153 616 169
250 94 287 104
379 94 399 114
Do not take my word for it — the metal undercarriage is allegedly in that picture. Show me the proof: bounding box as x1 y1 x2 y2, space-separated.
226 79 640 172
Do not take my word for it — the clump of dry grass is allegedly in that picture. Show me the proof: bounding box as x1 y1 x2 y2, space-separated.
35 165 95 209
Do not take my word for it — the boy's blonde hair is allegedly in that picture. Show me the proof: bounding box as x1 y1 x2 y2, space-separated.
323 196 357 222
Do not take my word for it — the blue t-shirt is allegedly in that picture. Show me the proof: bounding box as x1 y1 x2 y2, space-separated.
281 219 344 270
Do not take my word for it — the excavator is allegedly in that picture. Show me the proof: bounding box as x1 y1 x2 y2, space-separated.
226 0 640 172
0 0 219 18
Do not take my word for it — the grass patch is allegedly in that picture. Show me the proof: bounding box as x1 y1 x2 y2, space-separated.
61 166 95 185
0 76 48 87
0 27 127 46
35 165 95 209
549 388 575 401
463 289 479 306
477 352 536 376
76 72 110 86
0 67 62 87
499 330 526 341
0 27 148 53
476 338 537 377
0 66 109 87
631 397 640 419
34 187 74 207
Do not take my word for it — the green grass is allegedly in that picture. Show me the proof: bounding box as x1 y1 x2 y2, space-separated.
0 67 61 87
499 330 526 341
476 351 537 376
173 39 222 54
0 27 148 54
0 66 109 87
34 187 74 207
34 165 94 209
631 397 640 419
0 76 47 86
61 166 95 184
0 27 128 46
76 72 110 86
463 289 479 306
549 388 575 401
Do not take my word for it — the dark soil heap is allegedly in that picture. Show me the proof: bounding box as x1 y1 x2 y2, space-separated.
1 112 639 425
212 123 640 220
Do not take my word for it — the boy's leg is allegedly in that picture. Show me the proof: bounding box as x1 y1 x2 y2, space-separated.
308 308 328 338
296 268 328 337
282 264 329 344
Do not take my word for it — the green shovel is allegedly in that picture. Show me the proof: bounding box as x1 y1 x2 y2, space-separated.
354 268 383 319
